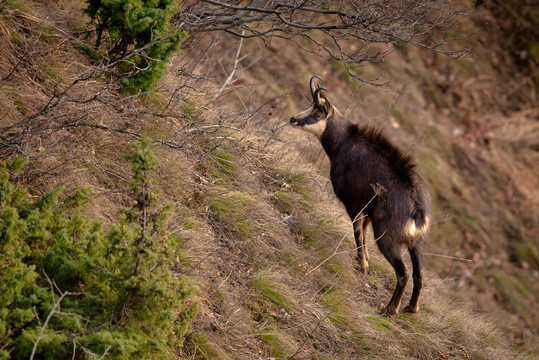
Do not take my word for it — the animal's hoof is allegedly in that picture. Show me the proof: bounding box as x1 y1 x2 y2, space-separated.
402 305 418 313
354 260 369 274
380 306 398 316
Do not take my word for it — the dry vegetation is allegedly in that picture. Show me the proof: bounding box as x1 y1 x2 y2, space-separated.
0 0 537 359
201 1 538 354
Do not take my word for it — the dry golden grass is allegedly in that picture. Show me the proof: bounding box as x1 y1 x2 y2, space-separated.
201 6 539 355
174 135 521 359
0 0 533 359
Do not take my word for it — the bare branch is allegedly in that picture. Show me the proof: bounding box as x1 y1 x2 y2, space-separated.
177 0 471 84
30 272 82 360
213 30 245 100
73 340 112 360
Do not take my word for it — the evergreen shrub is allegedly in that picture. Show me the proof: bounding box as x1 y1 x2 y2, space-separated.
84 0 186 93
0 138 197 359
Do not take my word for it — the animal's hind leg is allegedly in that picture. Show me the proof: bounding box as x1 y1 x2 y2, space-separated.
378 237 408 315
362 219 371 262
353 216 368 272
403 242 423 313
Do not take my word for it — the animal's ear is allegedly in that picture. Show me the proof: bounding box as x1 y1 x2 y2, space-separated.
313 87 328 108
313 87 333 116
322 94 333 115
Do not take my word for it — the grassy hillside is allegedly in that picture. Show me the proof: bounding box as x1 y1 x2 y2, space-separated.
199 1 538 354
0 0 536 358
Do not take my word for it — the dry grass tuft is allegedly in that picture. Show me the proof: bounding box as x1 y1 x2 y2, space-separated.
0 1 530 358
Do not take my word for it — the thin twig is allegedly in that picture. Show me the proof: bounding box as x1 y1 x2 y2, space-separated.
30 272 82 360
213 30 245 100
422 252 473 262
302 192 385 279
302 233 347 278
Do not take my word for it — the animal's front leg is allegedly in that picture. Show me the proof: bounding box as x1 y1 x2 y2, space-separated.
353 218 369 273
362 218 371 263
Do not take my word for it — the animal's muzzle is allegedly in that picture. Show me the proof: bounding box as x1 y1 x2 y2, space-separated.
290 117 297 125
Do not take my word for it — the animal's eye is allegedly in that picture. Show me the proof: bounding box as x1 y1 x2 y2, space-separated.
313 110 324 120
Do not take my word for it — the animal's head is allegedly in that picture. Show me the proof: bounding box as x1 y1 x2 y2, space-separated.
290 75 335 139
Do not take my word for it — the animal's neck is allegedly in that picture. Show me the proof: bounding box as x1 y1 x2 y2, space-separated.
320 116 349 160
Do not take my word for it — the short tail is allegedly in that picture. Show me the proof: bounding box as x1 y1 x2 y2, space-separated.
405 208 431 238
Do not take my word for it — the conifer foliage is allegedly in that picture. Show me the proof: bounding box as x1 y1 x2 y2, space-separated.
84 0 186 93
0 139 197 359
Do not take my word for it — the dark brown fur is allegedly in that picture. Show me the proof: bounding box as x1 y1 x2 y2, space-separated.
290 76 432 315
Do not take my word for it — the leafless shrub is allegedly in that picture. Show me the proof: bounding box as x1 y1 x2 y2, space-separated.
0 11 227 188
178 0 471 85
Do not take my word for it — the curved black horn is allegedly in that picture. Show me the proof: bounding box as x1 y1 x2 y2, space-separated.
313 86 328 104
310 75 322 96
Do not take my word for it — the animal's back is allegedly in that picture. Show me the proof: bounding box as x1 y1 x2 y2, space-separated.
290 75 432 314
329 122 429 223
347 124 417 188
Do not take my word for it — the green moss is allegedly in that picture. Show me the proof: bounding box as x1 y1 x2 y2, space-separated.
139 92 169 113
316 248 348 276
209 148 237 183
143 121 171 141
446 314 465 337
459 205 483 233
252 269 293 312
9 91 27 115
454 57 478 78
271 190 301 214
259 328 294 359
11 31 24 46
492 270 531 316
346 333 374 357
273 168 313 203
209 191 254 239
74 43 101 61
295 217 350 277
371 263 389 273
186 333 221 359
366 315 394 332
183 218 200 230
423 126 449 151
180 101 200 122
301 218 341 245
38 26 57 44
2 0 31 11
321 288 351 328
279 249 307 277
41 64 63 81
511 240 539 269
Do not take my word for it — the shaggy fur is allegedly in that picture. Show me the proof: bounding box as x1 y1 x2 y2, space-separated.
290 76 432 315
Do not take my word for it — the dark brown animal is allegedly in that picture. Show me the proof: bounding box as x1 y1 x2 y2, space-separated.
290 76 432 315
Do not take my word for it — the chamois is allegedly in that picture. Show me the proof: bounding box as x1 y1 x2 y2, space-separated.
290 76 432 315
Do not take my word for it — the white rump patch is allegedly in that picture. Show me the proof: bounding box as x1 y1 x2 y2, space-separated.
405 216 431 237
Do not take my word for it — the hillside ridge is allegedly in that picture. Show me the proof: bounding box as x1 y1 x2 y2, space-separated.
0 0 536 358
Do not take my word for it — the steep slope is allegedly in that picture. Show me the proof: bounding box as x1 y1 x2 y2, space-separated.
173 135 516 359
199 2 538 355
0 0 533 359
